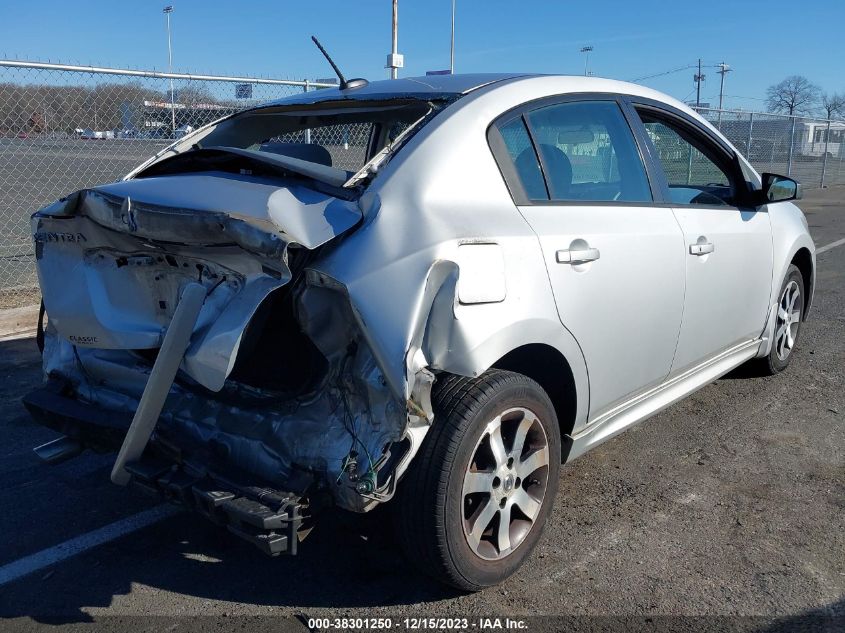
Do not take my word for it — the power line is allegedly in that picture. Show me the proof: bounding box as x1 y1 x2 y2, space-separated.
628 64 697 83
721 94 766 101
681 86 697 103
628 61 728 84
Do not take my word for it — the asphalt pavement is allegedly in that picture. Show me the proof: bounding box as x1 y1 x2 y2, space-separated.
0 187 842 631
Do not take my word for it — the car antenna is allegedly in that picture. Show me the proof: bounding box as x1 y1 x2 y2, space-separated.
311 35 369 91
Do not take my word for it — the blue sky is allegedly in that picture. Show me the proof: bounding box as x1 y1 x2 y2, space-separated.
1 0 842 111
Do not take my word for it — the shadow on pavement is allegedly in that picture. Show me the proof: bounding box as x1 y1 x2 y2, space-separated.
756 598 845 633
1 493 459 622
1 328 840 624
0 331 457 620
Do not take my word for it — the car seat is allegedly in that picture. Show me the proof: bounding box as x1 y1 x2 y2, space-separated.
515 144 573 199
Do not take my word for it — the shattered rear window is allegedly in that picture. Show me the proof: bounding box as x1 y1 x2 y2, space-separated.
266 122 374 172
190 100 435 181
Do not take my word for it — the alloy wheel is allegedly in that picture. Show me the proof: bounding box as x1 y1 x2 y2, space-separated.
775 280 801 361
461 407 550 561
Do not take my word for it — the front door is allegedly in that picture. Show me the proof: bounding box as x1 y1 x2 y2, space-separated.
634 108 773 374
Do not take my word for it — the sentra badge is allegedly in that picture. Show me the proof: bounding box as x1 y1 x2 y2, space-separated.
33 232 87 243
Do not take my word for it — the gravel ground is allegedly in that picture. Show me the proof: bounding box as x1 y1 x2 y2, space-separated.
0 187 842 631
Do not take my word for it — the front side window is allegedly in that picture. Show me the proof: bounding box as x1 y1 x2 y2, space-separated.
638 111 736 206
523 100 653 203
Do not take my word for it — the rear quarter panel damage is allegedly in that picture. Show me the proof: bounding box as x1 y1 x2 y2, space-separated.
310 78 591 434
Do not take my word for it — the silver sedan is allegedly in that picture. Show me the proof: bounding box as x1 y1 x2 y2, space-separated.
28 73 815 589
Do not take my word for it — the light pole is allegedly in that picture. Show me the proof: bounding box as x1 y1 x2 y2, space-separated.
163 5 176 134
450 0 456 74
580 46 593 76
385 0 404 79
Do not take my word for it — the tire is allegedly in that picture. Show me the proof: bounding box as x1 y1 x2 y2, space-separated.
757 264 805 375
395 369 561 591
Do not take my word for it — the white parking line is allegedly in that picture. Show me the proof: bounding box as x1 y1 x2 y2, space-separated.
817 237 845 255
0 504 180 587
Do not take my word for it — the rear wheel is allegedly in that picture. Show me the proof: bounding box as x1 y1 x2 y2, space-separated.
396 370 560 590
758 264 805 375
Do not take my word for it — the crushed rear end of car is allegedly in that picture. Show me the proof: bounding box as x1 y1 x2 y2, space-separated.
23 95 442 556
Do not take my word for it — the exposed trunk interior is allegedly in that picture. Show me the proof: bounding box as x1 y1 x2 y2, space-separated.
227 284 329 395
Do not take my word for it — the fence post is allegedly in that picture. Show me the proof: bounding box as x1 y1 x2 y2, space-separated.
303 80 311 145
820 119 831 188
787 117 796 176
746 112 754 158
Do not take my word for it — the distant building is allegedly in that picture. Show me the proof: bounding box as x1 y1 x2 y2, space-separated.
119 99 236 135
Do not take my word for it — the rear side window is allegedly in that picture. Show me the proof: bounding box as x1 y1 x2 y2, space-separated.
523 101 652 203
496 117 548 200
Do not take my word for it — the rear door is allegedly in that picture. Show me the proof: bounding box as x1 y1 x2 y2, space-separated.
489 97 686 420
630 104 773 374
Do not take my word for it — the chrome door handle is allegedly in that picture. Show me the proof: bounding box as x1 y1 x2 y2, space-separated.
689 242 714 256
556 247 600 264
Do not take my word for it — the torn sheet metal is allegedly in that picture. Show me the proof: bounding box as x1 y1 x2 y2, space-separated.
31 172 363 392
41 311 406 512
80 172 361 253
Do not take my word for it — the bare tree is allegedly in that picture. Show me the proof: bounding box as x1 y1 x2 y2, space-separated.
820 92 845 120
172 85 217 104
765 76 820 116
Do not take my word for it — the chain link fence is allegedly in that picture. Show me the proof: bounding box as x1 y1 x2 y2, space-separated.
1 60 844 309
0 60 336 308
694 107 845 189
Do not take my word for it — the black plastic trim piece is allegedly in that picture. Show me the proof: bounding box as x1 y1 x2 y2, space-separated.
23 382 132 451
24 382 306 556
126 457 305 556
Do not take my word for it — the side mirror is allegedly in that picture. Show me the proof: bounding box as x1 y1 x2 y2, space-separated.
759 173 802 204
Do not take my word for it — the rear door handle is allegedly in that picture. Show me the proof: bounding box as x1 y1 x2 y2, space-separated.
556 247 600 264
689 242 715 256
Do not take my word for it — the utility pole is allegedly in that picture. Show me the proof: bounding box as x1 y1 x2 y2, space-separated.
163 5 176 134
450 0 456 74
386 0 403 79
580 46 593 77
717 62 731 110
693 58 705 108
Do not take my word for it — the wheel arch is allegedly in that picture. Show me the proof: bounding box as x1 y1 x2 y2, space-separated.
423 310 590 445
790 246 814 319
755 235 816 360
491 343 579 456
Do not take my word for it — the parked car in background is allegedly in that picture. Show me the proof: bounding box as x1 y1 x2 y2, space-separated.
76 128 115 140
175 124 195 138
27 74 814 590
